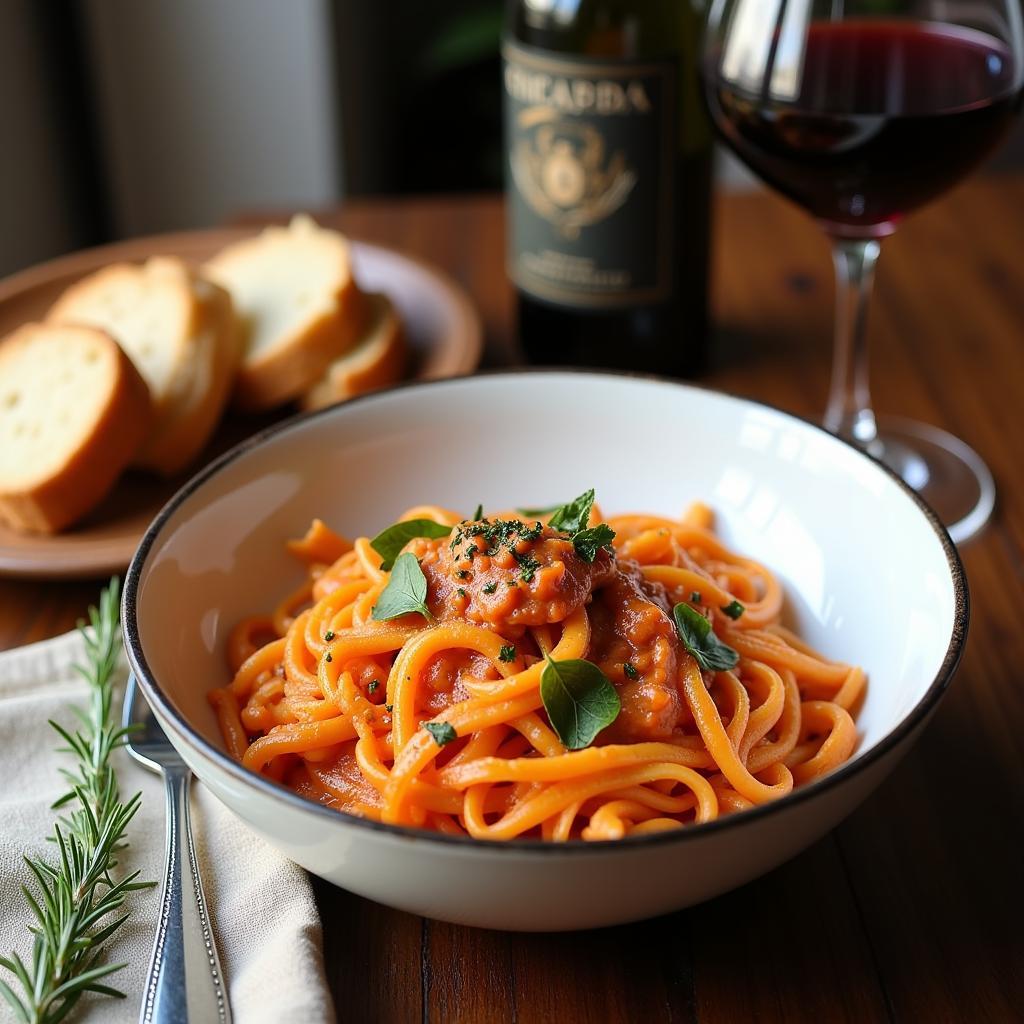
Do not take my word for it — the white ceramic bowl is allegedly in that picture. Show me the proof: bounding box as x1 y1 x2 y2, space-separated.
123 372 967 931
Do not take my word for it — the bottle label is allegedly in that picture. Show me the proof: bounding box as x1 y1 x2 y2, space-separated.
503 40 675 308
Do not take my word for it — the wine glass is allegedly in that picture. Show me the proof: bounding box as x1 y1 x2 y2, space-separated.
702 0 1024 543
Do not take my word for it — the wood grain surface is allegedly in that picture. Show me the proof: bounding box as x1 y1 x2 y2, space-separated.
3 181 1023 1023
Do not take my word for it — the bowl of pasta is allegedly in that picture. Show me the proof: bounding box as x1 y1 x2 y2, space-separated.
123 371 967 931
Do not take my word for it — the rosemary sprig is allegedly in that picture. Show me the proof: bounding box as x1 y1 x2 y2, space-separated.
0 578 151 1024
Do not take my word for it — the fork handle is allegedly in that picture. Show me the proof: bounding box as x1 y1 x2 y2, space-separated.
142 766 231 1024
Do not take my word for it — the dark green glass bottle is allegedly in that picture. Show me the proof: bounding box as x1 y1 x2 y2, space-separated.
503 0 711 375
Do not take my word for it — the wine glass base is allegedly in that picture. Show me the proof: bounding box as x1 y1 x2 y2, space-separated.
871 416 995 545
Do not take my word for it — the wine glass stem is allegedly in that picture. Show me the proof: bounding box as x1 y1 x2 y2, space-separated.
824 238 882 449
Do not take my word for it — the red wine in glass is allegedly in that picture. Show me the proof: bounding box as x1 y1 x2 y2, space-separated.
702 3 1023 544
708 20 1022 237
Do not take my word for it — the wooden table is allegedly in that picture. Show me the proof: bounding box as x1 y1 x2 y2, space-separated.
3 181 1023 1022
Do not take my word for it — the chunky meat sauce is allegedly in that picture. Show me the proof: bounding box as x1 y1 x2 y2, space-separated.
588 561 684 741
409 517 691 742
419 518 614 630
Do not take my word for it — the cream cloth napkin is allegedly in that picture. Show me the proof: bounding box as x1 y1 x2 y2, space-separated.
0 630 336 1024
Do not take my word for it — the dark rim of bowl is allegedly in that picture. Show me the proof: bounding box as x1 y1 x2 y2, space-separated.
122 368 969 855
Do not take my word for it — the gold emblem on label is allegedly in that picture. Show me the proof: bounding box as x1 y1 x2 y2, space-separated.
511 114 637 239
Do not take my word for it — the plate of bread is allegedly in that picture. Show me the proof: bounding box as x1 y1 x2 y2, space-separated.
0 216 482 577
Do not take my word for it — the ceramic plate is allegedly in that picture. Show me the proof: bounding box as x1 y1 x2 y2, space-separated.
0 229 482 578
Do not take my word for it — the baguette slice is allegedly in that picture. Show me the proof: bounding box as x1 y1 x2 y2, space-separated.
205 215 365 411
300 292 406 411
0 323 153 533
47 257 241 476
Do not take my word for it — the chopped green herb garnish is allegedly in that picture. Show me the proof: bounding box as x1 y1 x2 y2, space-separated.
456 587 468 599
471 503 483 521
548 489 595 535
507 580 517 588
368 680 380 694
516 551 541 583
721 600 745 620
498 644 516 663
325 652 333 662
690 591 701 603
520 520 544 542
384 703 393 713
370 518 452 571
457 569 470 580
572 523 616 563
324 629 335 641
424 721 458 747
483 581 498 594
530 489 616 563
450 518 545 570
623 662 639 680
673 603 739 672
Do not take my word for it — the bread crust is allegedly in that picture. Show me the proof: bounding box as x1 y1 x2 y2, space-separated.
135 271 240 475
0 324 153 534
47 257 242 476
300 292 406 410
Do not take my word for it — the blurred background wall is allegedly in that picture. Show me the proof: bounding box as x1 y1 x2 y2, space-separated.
83 0 341 237
2 0 1021 276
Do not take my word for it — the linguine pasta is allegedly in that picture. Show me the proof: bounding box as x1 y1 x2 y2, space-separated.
209 498 863 841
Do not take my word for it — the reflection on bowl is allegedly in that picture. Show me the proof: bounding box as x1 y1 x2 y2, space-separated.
124 371 967 931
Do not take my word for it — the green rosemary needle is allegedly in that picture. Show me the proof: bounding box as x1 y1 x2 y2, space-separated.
0 578 151 1024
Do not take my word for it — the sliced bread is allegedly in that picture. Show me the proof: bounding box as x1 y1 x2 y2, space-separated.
0 323 153 533
299 292 406 410
47 257 241 476
204 215 365 412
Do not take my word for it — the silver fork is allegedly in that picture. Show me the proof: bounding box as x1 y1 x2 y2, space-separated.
123 672 232 1024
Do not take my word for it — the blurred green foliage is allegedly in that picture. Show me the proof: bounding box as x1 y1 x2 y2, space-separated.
419 6 503 75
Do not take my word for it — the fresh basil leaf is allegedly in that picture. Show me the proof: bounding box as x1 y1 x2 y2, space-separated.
572 523 616 563
424 721 457 747
540 656 620 751
548 488 595 535
672 602 739 672
471 503 483 522
370 519 452 571
721 600 745 620
498 644 516 663
372 552 433 621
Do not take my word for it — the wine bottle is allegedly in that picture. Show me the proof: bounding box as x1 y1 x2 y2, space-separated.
503 0 712 375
